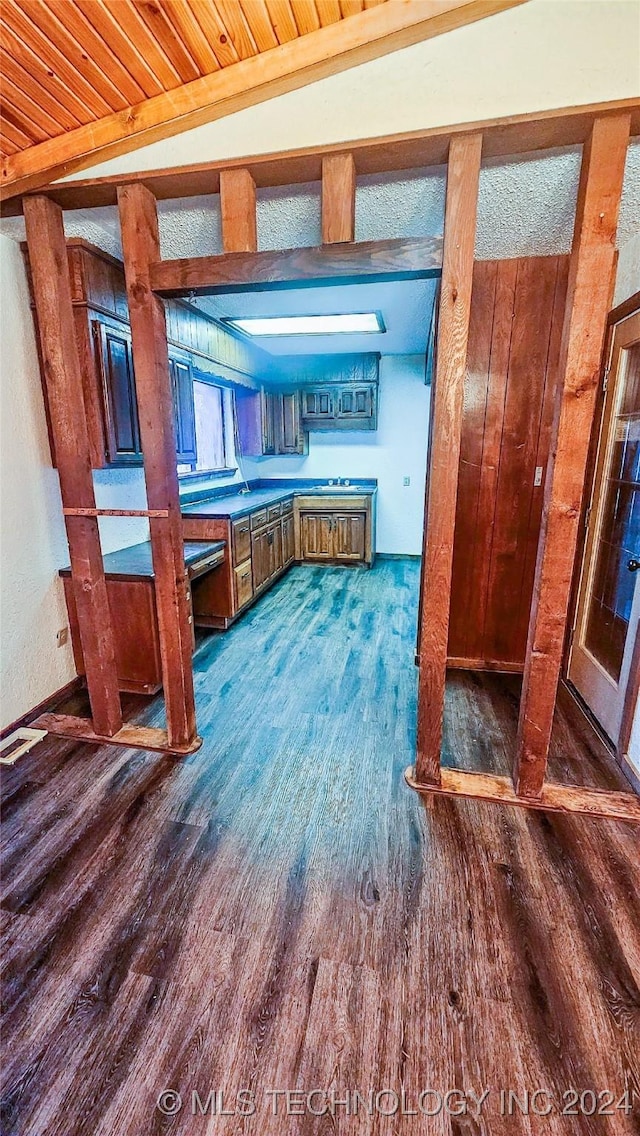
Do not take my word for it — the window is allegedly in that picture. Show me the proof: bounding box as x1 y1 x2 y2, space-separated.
177 379 228 475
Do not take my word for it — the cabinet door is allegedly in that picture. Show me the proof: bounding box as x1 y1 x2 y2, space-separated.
302 388 334 420
301 513 334 560
272 520 283 574
251 530 269 590
334 513 366 560
95 320 142 464
170 356 197 463
336 386 374 420
282 514 295 565
262 391 277 455
280 391 305 453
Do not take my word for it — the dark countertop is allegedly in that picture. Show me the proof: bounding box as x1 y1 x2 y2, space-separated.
182 480 378 520
60 539 226 582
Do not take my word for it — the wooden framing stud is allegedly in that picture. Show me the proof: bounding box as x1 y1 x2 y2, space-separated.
220 168 257 253
117 182 197 752
322 153 356 244
23 195 122 738
514 113 631 799
415 133 483 786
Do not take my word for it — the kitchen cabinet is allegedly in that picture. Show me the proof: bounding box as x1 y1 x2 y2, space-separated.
182 488 375 627
296 493 374 566
300 510 367 563
278 391 307 454
169 354 197 464
285 353 379 433
94 318 142 465
25 237 264 469
334 513 367 560
301 388 334 422
282 511 295 565
300 514 334 559
236 388 308 456
301 382 378 431
94 317 196 466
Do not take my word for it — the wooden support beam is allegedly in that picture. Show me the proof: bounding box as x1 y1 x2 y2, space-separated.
22 195 122 738
220 169 257 254
0 0 528 200
4 99 637 220
117 182 198 752
514 113 631 799
322 153 356 244
34 714 202 757
150 235 442 296
405 767 640 824
415 134 483 786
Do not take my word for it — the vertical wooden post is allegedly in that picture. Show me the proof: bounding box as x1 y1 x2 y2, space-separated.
415 133 482 785
23 196 122 736
515 114 630 799
117 183 197 750
220 169 257 253
321 153 356 244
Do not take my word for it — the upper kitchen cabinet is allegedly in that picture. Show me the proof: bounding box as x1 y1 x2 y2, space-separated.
24 238 263 470
235 387 308 457
285 354 380 432
169 354 197 465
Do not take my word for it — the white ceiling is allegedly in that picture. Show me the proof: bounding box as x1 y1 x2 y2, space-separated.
195 279 438 356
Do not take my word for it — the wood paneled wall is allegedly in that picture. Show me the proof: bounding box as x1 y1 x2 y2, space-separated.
448 255 569 672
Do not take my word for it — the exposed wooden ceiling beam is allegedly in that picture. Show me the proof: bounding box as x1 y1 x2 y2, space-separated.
2 97 638 218
0 0 528 201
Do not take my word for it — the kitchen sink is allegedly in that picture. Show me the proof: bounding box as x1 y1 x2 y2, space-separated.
317 485 362 492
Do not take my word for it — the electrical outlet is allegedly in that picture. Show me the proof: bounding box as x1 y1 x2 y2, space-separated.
403 476 411 487
56 627 69 647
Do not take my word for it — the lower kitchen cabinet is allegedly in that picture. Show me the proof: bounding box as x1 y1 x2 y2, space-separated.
182 491 375 628
282 512 295 565
334 513 366 560
300 511 367 563
296 494 375 567
300 514 334 560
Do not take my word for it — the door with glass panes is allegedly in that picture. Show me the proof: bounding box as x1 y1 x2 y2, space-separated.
568 309 640 747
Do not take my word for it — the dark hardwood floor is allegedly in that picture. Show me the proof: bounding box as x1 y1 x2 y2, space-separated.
1 561 639 1135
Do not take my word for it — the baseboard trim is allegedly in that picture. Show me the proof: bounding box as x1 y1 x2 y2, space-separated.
1 676 84 740
376 553 421 561
446 657 524 674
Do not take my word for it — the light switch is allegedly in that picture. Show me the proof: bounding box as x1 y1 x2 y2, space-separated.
534 466 543 487
403 476 411 487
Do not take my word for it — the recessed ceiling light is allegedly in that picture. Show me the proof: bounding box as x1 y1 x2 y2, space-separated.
223 312 385 337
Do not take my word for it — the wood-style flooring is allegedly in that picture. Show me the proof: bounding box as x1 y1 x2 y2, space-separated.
1 560 639 1135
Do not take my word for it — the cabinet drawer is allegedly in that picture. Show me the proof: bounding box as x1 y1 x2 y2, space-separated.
232 517 251 565
234 558 253 609
250 508 268 530
281 497 293 517
267 503 282 523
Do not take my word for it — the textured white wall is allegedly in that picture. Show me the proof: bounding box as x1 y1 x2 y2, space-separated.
60 0 640 183
0 236 76 726
0 236 152 728
614 231 640 308
243 355 430 555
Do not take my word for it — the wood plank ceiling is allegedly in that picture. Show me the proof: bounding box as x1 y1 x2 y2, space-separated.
0 0 376 159
0 1 529 200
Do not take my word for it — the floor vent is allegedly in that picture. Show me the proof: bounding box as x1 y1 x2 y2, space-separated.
0 728 48 766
